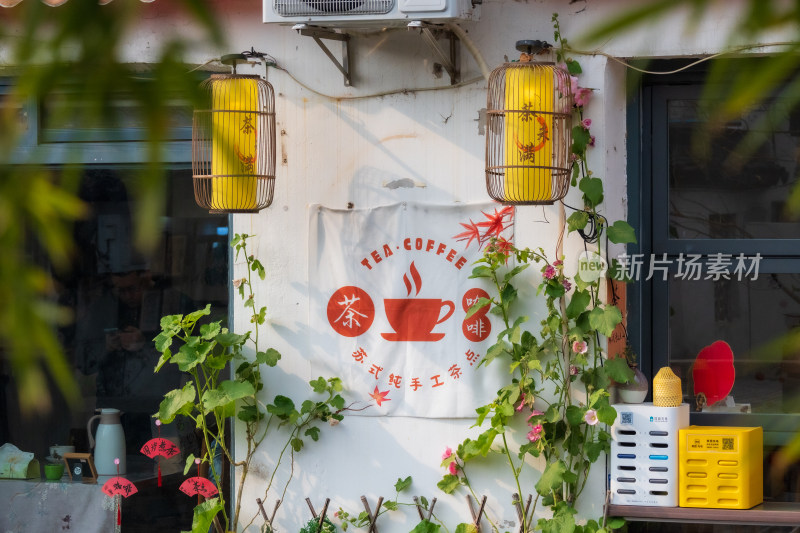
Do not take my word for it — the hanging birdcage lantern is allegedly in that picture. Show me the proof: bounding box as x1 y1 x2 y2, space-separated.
192 61 276 213
485 40 573 205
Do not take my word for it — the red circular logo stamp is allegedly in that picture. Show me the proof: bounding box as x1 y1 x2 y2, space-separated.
327 286 375 337
462 314 491 343
462 288 490 314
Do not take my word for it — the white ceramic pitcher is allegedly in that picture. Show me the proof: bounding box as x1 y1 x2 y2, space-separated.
87 408 126 475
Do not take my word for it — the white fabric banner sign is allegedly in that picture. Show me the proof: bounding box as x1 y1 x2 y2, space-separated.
308 202 513 417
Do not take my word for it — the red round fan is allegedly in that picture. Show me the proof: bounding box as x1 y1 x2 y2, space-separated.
692 340 735 406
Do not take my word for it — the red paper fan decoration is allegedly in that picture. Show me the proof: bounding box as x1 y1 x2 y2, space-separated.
140 420 180 487
101 458 137 527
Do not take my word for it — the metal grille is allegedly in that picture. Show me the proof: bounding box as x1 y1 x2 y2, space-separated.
192 74 276 213
485 61 573 205
273 0 393 16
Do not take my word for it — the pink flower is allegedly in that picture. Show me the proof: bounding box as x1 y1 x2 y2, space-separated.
588 135 596 147
527 410 544 424
575 87 593 107
448 461 458 475
543 265 556 279
553 260 563 267
527 424 544 442
572 340 588 354
442 447 452 460
562 278 572 291
515 393 526 412
569 153 579 163
584 409 598 426
569 365 579 376
569 76 579 95
581 118 592 130
334 511 340 519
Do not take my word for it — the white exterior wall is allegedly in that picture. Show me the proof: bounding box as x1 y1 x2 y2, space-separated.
18 0 786 530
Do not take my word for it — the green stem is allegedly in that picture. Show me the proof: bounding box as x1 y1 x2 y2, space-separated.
501 433 525 509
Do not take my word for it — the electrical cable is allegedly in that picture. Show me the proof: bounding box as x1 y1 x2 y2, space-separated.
565 41 800 75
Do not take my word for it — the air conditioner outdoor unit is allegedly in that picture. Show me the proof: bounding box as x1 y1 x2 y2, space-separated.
263 0 478 27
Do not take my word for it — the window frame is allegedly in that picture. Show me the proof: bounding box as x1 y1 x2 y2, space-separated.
627 60 800 444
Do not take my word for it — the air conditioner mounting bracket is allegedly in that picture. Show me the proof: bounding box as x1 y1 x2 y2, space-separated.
408 22 460 85
293 25 353 87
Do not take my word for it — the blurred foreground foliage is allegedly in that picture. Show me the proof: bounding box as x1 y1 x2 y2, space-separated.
0 0 222 413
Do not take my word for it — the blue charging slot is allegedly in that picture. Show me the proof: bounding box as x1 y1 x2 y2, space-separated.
649 454 668 460
617 453 636 459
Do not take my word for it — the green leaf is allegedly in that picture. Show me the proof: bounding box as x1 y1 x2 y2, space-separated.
538 501 577 533
310 377 328 393
465 297 492 320
199 321 221 340
291 437 303 452
394 475 412 492
153 332 174 353
545 405 561 423
566 290 591 319
411 520 440 533
607 517 626 529
173 340 214 372
605 357 635 384
382 501 398 511
567 210 589 233
267 395 296 418
437 474 461 494
305 427 320 442
579 177 604 207
565 405 584 426
597 403 617 426
183 497 223 533
535 460 568 496
183 454 198 475
158 382 196 423
331 394 346 410
184 304 212 327
256 348 281 367
154 348 172 372
566 58 582 75
202 380 256 419
572 125 591 156
237 404 263 423
455 525 478 533
607 220 637 244
588 306 622 337
216 331 249 347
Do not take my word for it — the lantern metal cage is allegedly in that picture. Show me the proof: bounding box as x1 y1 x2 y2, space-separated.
192 73 276 213
485 43 574 205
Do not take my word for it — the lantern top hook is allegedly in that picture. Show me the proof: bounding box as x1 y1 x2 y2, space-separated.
515 40 552 55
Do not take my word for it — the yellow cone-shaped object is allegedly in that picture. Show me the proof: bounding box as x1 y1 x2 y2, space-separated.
653 366 683 407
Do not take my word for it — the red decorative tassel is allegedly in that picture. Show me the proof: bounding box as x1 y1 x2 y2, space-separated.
158 463 162 487
117 504 121 526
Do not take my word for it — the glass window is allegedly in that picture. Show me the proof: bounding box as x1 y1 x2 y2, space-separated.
632 60 800 515
1 166 227 529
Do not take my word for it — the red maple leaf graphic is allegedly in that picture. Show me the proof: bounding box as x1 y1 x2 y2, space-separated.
369 386 391 406
477 206 514 241
453 220 482 249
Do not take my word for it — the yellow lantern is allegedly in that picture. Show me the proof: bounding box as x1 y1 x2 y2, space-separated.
486 41 573 204
192 73 276 213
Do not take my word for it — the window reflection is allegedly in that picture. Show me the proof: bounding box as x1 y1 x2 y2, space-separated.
0 167 227 529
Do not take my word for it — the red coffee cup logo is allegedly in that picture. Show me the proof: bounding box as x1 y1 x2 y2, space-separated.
382 262 455 342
